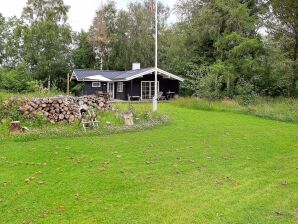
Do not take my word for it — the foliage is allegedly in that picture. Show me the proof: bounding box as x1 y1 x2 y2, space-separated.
72 83 85 96
174 0 265 98
172 97 298 123
235 78 256 105
22 0 72 89
72 31 96 69
0 64 31 92
267 0 298 96
89 0 170 70
0 15 24 68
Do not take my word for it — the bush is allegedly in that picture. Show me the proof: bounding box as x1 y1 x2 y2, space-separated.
0 98 25 122
198 73 223 101
0 64 31 92
26 80 46 94
236 79 256 105
183 65 223 100
72 83 85 96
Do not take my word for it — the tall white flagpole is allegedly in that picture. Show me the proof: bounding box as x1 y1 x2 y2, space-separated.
153 0 158 112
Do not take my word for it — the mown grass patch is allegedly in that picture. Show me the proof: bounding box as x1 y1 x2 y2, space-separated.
172 97 298 123
0 103 297 223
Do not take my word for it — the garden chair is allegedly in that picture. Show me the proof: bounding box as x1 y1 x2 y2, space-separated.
79 107 99 132
157 92 166 101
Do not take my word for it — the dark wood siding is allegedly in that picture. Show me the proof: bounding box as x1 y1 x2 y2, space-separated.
77 74 181 99
82 82 108 95
123 74 180 100
114 82 127 100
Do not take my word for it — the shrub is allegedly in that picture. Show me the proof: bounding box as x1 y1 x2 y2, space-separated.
198 73 223 101
183 65 223 100
0 64 31 93
72 83 85 96
26 80 46 94
236 79 256 105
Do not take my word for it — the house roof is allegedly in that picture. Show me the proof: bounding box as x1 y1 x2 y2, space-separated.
72 68 184 82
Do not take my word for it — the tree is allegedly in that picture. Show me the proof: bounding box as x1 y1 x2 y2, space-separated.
174 0 264 97
89 0 116 70
268 0 298 96
89 0 170 71
72 31 96 69
22 0 72 90
0 15 24 68
0 13 5 65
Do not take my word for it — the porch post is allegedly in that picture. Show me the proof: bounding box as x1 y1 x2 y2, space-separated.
130 80 133 98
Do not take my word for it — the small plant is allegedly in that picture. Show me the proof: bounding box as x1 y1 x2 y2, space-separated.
128 103 136 115
33 113 49 127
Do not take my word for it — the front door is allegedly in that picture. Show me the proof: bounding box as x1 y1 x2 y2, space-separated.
107 83 114 99
141 81 159 100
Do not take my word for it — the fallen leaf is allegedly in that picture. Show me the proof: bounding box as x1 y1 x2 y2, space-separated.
75 192 80 200
3 181 11 187
98 167 106 172
24 179 30 184
57 205 65 212
281 181 288 186
38 181 45 185
275 211 283 216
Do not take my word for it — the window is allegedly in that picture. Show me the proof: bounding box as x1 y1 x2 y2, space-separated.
141 81 159 100
117 82 124 92
92 82 101 88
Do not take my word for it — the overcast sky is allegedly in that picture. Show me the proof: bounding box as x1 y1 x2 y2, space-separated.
0 0 177 32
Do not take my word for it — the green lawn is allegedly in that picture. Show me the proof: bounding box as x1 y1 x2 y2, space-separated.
0 103 297 223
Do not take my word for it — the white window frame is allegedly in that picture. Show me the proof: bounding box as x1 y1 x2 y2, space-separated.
117 82 124 93
92 82 101 88
141 81 159 100
107 82 115 99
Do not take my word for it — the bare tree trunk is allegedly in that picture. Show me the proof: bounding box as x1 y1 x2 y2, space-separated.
47 75 51 91
67 73 70 96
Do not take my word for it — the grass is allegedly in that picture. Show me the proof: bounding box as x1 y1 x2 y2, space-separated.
172 97 298 123
0 102 168 142
0 102 297 223
0 90 65 101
